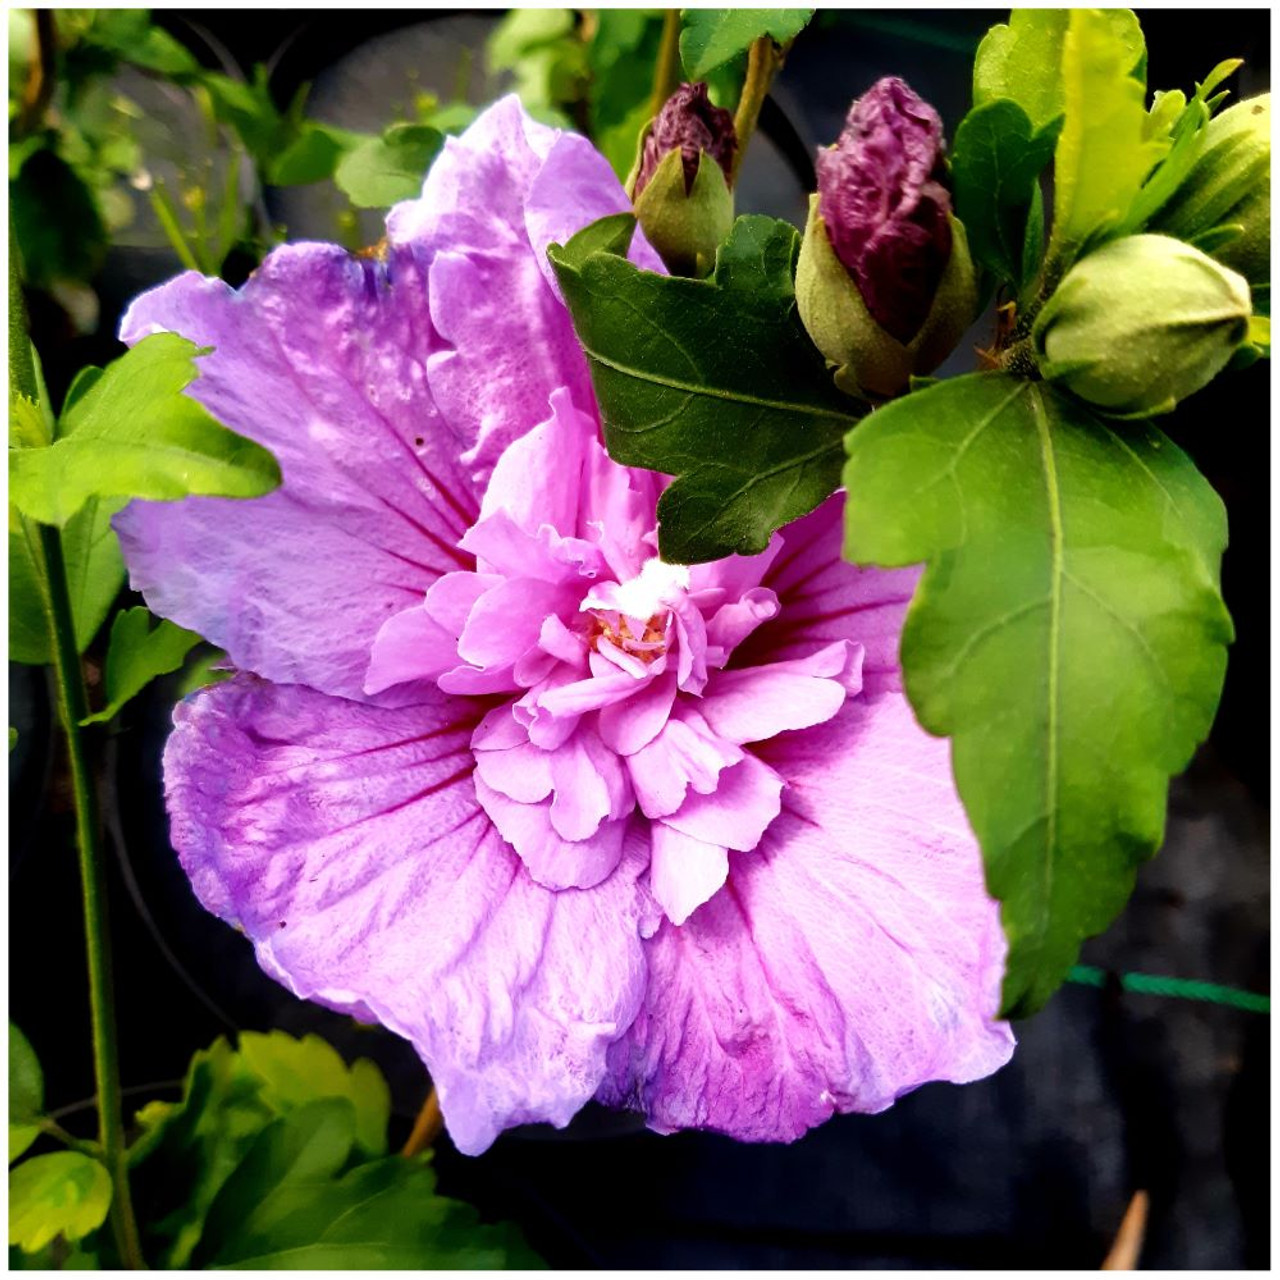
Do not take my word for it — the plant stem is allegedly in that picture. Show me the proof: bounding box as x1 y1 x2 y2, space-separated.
147 181 202 273
400 1086 443 1157
9 246 145 1269
648 10 683 121
15 8 56 137
731 36 787 184
39 525 146 1270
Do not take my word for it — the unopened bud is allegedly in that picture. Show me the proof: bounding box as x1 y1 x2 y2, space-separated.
1033 234 1251 416
628 83 737 278
1153 93 1270 285
796 77 976 397
634 82 736 197
817 77 954 343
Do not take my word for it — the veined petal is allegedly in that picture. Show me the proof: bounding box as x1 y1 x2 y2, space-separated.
700 641 863 744
649 824 729 927
599 692 1013 1141
165 676 649 1155
736 493 921 696
115 246 478 704
474 776 630 892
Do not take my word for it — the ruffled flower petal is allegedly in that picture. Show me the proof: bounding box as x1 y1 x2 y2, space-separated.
115 247 477 703
165 676 650 1155
598 692 1014 1140
735 493 922 696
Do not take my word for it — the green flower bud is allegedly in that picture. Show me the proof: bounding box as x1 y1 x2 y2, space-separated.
631 141 734 278
1153 93 1270 285
627 83 736 278
1033 233 1251 416
795 193 978 397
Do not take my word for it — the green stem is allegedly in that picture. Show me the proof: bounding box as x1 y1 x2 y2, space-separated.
39 526 146 1270
147 181 202 273
648 10 683 122
10 247 145 1269
731 36 787 185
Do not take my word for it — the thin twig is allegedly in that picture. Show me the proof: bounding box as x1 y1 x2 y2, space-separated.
16 9 57 137
1101 1190 1150 1270
648 10 684 121
400 1086 443 1157
731 35 789 185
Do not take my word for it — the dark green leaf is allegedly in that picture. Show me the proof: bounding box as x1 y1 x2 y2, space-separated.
9 497 126 663
550 214 860 563
130 1033 400 1268
679 9 813 79
191 1100 358 1269
587 10 664 181
9 333 281 527
270 123 366 187
128 1038 278 1269
77 10 199 77
334 125 443 209
843 374 1232 1017
204 1154 543 1270
9 1026 43 1164
8 512 52 665
175 646 235 696
237 1032 390 1159
63 498 128 654
951 99 1060 287
10 150 107 289
200 70 287 163
9 1153 112 1253
80 607 201 725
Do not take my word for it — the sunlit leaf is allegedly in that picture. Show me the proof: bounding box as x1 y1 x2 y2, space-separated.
843 374 1232 1016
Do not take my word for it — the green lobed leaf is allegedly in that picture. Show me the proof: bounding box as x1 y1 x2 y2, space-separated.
549 213 860 563
9 332 281 527
973 8 1145 133
843 374 1232 1017
9 1153 113 1253
270 123 367 187
9 1025 44 1164
587 9 665 181
8 497 126 664
1049 9 1166 261
76 9 200 77
80 606 201 725
334 125 444 209
201 1153 544 1270
128 1038 279 1269
10 150 108 289
128 1032 400 1268
951 99 1061 287
237 1032 390 1160
679 8 813 79
190 1099 358 1269
972 9 1068 131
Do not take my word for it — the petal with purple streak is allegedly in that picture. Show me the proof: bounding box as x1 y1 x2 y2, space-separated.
599 692 1014 1140
164 676 649 1155
114 247 476 704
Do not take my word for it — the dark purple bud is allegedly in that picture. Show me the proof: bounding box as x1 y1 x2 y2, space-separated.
635 82 737 197
817 76 953 344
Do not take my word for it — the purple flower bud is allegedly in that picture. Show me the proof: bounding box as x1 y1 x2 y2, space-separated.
635 82 737 197
817 76 953 344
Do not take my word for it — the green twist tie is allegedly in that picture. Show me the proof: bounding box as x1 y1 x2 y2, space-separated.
1067 965 1270 1014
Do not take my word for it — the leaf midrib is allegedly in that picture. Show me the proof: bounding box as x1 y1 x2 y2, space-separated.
585 348 856 424
1029 386 1064 971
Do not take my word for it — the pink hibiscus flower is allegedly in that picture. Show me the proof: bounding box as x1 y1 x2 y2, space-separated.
116 97 1013 1155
